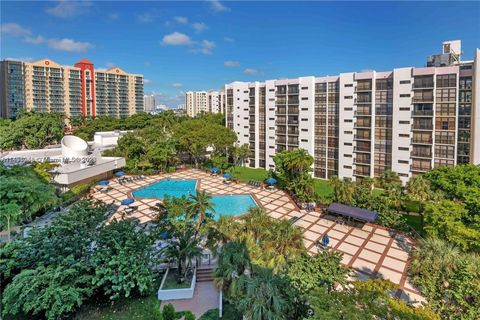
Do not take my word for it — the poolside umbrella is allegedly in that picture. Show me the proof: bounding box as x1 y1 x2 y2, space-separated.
121 198 135 206
114 171 125 177
210 167 219 173
321 233 330 246
98 180 109 186
265 177 277 185
223 173 232 179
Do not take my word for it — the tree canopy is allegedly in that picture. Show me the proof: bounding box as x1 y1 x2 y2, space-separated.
0 112 65 150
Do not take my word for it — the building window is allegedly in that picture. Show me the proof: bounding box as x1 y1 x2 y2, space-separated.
398 160 409 164
344 96 353 99
399 107 410 111
344 84 353 87
398 147 409 151
399 120 410 124
400 94 410 98
400 80 411 84
344 119 352 123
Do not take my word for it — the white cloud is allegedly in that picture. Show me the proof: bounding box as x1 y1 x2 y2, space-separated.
144 79 152 84
46 0 92 18
224 60 240 67
192 22 207 33
108 13 120 20
196 40 215 54
1 23 93 52
137 12 154 23
172 83 183 88
208 0 230 13
161 32 192 46
223 37 234 43
105 62 117 68
174 16 189 24
24 35 45 44
47 38 94 52
0 23 31 37
243 68 260 75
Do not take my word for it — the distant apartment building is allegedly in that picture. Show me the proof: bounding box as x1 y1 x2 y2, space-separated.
0 58 144 119
224 41 479 183
144 94 156 113
185 90 223 117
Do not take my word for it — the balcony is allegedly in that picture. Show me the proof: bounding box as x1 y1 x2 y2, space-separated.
412 110 433 116
354 146 371 153
354 135 371 141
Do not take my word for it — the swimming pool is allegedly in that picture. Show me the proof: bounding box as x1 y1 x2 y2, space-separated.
132 179 258 218
132 179 197 199
210 194 258 218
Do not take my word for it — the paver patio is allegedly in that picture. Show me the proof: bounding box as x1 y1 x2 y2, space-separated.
91 168 424 304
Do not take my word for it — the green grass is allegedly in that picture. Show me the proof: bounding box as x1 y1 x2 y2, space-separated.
403 214 424 234
228 166 269 183
403 200 421 213
199 303 241 320
161 270 192 289
73 295 161 320
313 179 334 199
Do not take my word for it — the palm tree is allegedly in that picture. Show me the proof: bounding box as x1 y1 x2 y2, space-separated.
232 144 251 168
163 229 203 282
242 207 272 243
0 203 22 242
214 240 251 299
264 219 305 272
187 190 215 230
285 149 313 177
237 266 291 320
406 175 432 212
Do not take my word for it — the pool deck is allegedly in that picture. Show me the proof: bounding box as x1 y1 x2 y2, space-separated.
90 168 424 305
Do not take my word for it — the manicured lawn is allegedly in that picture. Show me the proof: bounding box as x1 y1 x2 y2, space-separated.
313 179 333 199
403 200 421 213
404 214 424 234
161 270 192 289
74 295 161 320
228 166 269 183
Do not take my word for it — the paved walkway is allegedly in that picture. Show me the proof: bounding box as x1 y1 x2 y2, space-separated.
90 169 424 304
160 281 220 317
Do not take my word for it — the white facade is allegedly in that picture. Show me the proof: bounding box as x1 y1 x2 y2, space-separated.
144 94 156 113
185 91 223 117
223 49 479 183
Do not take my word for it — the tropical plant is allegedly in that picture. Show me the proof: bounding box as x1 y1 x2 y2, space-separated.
409 238 480 319
0 203 22 242
231 143 250 168
2 263 95 320
163 228 203 283
0 112 65 150
92 219 157 299
308 279 439 320
237 266 295 320
214 240 252 299
286 251 350 294
187 190 215 230
0 164 60 224
423 200 480 251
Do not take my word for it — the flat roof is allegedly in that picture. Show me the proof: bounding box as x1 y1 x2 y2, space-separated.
327 202 378 223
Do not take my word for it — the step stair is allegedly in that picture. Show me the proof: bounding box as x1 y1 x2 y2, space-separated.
196 268 215 282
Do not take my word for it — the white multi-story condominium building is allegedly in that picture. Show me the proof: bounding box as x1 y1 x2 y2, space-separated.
225 41 479 183
144 94 156 113
185 90 224 117
0 58 144 119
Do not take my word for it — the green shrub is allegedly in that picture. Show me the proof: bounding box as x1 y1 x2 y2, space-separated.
162 304 176 320
184 310 195 320
167 166 176 173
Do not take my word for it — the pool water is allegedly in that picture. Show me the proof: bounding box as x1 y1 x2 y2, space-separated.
132 179 257 218
210 195 258 218
132 179 197 199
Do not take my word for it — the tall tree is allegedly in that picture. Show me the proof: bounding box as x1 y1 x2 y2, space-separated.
187 190 215 230
0 203 22 242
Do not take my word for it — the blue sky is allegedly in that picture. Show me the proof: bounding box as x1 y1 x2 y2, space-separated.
1 1 479 107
